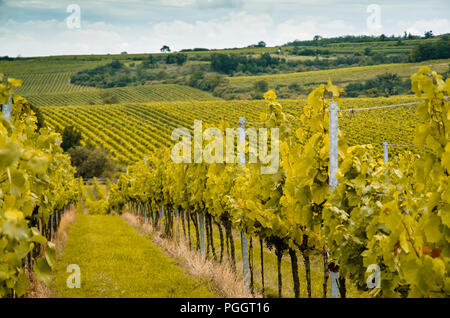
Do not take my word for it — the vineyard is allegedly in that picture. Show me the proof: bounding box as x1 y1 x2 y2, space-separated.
11 72 98 95
0 64 448 299
0 58 110 75
41 96 420 164
26 84 219 107
100 67 449 298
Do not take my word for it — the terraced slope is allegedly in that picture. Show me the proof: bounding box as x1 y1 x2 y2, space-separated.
228 59 450 89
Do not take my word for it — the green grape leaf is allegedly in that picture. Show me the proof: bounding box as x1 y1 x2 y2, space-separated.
33 257 52 286
423 214 442 243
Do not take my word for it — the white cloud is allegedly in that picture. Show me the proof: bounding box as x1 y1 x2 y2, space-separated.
151 11 273 49
195 0 243 9
1 1 449 57
0 19 128 56
399 18 449 36
276 17 357 44
4 0 64 9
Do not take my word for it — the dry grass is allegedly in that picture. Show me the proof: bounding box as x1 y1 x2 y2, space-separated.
25 206 77 298
24 270 55 298
54 207 77 253
123 212 255 298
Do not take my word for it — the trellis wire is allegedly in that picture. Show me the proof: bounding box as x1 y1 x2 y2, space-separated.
246 101 421 125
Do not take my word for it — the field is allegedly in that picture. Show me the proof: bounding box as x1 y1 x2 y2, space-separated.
41 96 420 164
26 84 219 106
0 58 109 74
12 72 98 95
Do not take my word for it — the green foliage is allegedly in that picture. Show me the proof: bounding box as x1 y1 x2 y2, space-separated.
166 53 188 66
101 92 120 104
61 126 82 152
254 80 269 92
68 145 120 179
323 67 450 297
0 73 77 297
345 72 410 97
160 45 171 53
71 60 130 88
410 37 450 62
211 53 282 75
187 69 227 92
29 103 45 130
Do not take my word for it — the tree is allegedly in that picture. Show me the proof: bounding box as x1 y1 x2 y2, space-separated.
210 53 239 75
161 45 171 53
424 30 434 39
410 37 450 62
166 53 187 65
147 54 155 64
175 53 187 65
258 41 266 48
110 60 123 69
61 126 82 152
68 146 108 178
365 72 402 96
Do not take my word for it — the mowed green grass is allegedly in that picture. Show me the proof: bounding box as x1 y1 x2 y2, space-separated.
52 214 216 298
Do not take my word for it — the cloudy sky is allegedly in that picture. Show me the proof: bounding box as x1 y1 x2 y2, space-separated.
0 0 449 57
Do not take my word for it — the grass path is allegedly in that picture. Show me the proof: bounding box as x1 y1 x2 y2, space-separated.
51 214 216 298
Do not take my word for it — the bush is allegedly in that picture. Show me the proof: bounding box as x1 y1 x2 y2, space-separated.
101 92 120 104
288 83 302 92
410 37 450 62
68 146 121 179
254 80 269 92
367 88 379 97
61 126 82 152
